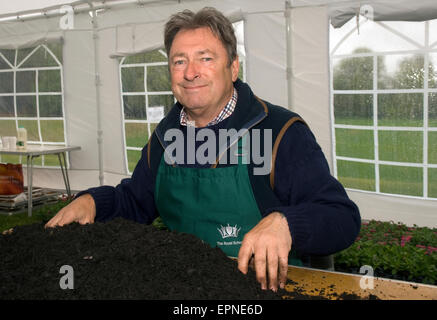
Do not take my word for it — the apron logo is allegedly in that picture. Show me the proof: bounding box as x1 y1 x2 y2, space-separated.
218 224 241 239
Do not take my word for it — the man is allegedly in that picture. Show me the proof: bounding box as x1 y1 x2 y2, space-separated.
46 7 361 292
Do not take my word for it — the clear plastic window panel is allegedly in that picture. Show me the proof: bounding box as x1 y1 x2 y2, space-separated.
0 44 66 167
331 18 437 199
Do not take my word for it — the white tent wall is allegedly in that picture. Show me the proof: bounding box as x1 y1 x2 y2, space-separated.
0 0 436 227
0 12 61 48
0 0 82 17
349 192 437 228
244 12 288 109
289 6 332 165
63 28 100 172
98 27 126 181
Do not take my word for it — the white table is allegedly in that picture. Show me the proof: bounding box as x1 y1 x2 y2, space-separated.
0 145 81 216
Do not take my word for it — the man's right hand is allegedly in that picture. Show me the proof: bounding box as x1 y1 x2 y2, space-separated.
45 193 96 228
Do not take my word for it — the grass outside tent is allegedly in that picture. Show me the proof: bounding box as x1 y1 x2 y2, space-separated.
335 117 437 198
125 122 158 172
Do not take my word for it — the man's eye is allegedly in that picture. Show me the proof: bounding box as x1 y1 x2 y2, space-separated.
174 60 184 65
202 57 212 62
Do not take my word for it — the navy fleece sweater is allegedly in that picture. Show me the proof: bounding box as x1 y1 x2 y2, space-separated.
79 90 361 257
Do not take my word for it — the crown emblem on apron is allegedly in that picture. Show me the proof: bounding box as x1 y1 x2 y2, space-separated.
217 224 241 239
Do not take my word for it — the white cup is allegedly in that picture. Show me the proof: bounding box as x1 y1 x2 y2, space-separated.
1 136 17 150
1 136 10 149
9 136 17 150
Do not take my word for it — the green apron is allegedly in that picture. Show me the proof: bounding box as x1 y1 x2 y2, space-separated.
154 137 302 266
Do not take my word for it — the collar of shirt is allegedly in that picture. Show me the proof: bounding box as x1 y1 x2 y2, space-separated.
179 88 238 127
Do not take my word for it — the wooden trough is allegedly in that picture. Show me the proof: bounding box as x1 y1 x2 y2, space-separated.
283 265 437 300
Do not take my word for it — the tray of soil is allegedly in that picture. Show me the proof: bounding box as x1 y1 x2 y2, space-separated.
0 217 387 300
1 218 283 300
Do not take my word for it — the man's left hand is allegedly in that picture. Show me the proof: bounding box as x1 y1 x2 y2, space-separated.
237 212 292 291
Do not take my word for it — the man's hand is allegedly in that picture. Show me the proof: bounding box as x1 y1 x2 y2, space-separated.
45 194 96 228
238 212 292 291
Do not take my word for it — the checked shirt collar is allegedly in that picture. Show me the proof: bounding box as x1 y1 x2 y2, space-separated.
180 88 238 127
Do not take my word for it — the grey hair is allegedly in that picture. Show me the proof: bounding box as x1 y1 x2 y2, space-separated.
164 7 237 66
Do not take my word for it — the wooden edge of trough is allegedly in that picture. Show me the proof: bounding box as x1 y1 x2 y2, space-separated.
283 265 437 300
228 257 436 300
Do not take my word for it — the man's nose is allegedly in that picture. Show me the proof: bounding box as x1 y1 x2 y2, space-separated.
184 60 199 81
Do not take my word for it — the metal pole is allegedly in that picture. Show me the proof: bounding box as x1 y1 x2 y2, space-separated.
57 152 72 198
285 0 293 110
88 2 105 186
26 155 36 217
27 155 32 217
62 152 72 198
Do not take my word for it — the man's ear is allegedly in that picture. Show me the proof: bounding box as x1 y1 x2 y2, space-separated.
231 56 240 82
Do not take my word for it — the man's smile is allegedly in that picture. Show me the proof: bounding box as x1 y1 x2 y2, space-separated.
182 84 208 90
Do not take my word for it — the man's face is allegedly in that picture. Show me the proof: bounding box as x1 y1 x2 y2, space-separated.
169 27 239 116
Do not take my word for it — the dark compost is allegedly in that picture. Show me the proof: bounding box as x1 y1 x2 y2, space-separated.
0 217 375 300
1 218 283 300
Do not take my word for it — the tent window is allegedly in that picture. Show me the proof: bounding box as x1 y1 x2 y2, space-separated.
330 18 437 199
0 43 66 167
120 49 173 173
